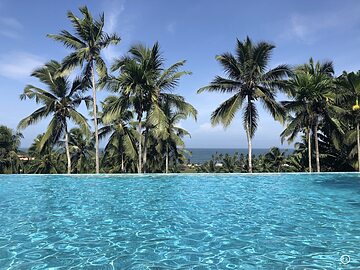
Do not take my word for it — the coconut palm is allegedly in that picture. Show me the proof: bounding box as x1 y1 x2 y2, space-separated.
156 106 194 173
282 58 342 172
48 6 120 174
26 134 65 174
264 147 286 172
99 96 137 173
281 73 315 172
296 58 336 172
0 125 23 174
68 128 95 173
18 60 90 174
198 37 291 172
336 71 360 172
109 42 195 173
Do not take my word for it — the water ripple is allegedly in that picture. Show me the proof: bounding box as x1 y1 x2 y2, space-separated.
0 173 359 269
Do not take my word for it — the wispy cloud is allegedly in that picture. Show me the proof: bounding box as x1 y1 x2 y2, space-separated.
0 17 23 39
0 52 45 80
282 4 360 43
166 22 176 34
195 122 223 133
102 0 132 63
286 14 338 43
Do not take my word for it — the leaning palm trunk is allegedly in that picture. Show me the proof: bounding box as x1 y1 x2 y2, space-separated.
165 144 169 174
246 122 253 173
314 121 320 172
357 123 360 172
138 120 142 173
91 61 100 174
64 127 71 174
307 127 312 173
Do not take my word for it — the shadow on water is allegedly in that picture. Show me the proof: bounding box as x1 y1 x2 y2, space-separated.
312 173 360 207
313 173 360 190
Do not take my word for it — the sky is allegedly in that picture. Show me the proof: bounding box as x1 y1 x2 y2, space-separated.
1 0 360 148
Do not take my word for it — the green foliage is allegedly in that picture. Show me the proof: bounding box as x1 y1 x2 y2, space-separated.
25 134 66 174
198 37 291 172
18 60 90 173
3 7 360 175
48 6 121 174
0 125 23 173
108 42 196 173
68 128 95 173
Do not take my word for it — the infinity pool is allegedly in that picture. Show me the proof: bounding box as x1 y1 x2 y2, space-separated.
0 173 359 269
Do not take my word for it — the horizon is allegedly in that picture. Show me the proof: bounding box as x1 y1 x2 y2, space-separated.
1 0 360 148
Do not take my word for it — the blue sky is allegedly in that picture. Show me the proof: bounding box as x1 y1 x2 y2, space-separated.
1 0 360 148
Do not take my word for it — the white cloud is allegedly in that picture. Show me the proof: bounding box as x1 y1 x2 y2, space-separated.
287 14 337 42
0 52 45 80
0 17 22 38
283 4 360 43
103 43 120 63
166 22 176 34
196 122 223 133
102 0 128 62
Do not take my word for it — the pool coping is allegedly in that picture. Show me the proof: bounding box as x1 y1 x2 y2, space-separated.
1 172 360 177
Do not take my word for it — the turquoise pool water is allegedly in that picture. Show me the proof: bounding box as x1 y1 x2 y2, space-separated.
0 173 359 269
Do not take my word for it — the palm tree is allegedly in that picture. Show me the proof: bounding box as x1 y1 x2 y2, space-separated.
282 58 341 172
156 105 194 173
48 6 120 174
281 73 315 172
108 44 157 173
297 58 336 172
109 42 195 173
26 134 65 174
0 125 23 173
68 128 95 173
264 147 286 172
99 96 137 173
337 71 360 172
198 37 291 173
18 60 90 174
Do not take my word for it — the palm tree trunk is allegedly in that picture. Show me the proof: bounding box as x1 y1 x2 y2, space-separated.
91 61 100 174
143 129 148 173
64 127 71 174
246 122 252 173
165 144 169 174
121 152 124 173
314 121 320 172
357 123 360 172
138 119 142 173
307 127 312 173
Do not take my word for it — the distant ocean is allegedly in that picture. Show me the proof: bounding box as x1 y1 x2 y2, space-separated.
19 147 293 165
185 148 293 164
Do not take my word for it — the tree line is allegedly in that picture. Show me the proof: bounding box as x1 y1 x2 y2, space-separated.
1 6 360 174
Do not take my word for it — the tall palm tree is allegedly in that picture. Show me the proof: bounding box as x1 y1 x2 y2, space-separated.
281 73 315 172
18 60 90 174
282 58 341 172
198 37 291 172
156 103 195 173
0 125 23 174
296 58 336 172
109 42 195 173
99 96 137 173
48 6 120 173
337 71 360 172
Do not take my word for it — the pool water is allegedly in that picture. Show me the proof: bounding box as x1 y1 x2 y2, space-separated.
0 173 359 269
